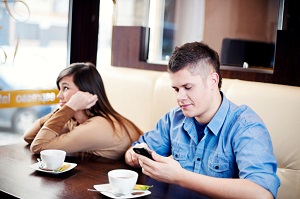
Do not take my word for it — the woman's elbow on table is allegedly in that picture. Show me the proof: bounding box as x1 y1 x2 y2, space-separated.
29 144 43 154
23 135 33 144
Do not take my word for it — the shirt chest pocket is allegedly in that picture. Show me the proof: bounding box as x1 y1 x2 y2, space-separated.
171 142 195 171
207 154 230 177
172 143 189 161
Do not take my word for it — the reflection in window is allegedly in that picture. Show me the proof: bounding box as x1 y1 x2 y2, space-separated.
0 0 69 137
0 0 69 89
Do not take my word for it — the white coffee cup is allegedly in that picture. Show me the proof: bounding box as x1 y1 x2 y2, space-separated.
40 149 66 170
108 169 138 195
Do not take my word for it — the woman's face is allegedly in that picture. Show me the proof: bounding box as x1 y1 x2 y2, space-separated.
57 75 79 107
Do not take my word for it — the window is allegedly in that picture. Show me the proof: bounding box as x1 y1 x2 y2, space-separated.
105 0 280 72
148 0 279 69
97 0 114 67
0 0 69 142
148 0 205 64
97 0 150 67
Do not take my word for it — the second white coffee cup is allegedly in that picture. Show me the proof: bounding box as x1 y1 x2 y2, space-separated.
40 149 66 170
108 169 138 195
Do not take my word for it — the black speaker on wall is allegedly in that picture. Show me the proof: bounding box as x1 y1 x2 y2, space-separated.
220 38 275 68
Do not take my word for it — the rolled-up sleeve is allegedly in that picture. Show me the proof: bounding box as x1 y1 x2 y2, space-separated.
232 119 280 198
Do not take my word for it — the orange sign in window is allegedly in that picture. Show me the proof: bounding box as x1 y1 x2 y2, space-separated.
0 90 59 108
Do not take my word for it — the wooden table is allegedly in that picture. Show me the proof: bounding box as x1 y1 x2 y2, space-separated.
0 142 210 199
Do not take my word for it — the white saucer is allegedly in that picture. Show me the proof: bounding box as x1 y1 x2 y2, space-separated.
28 162 77 174
94 184 151 199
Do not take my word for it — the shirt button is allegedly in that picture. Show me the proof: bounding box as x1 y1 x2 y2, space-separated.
175 154 178 158
197 158 200 161
215 166 219 169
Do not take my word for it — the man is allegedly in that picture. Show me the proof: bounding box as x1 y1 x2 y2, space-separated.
125 42 280 199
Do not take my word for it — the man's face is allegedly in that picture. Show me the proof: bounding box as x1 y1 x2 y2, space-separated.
169 68 215 122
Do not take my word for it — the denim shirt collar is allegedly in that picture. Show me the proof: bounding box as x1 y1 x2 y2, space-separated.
182 117 198 143
207 91 229 136
183 91 229 139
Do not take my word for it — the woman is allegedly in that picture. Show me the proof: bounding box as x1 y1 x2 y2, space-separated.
24 62 143 160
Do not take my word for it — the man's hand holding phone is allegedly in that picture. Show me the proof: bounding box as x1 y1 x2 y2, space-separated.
133 147 154 160
125 143 153 167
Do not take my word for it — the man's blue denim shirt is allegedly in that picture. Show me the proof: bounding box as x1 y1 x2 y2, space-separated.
134 92 280 198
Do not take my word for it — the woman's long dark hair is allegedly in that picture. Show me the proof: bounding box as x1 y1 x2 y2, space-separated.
56 62 142 140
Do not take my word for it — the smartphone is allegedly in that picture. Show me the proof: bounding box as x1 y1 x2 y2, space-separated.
133 147 154 160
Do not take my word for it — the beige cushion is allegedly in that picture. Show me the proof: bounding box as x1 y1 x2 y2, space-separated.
152 73 178 126
222 79 300 199
100 66 162 132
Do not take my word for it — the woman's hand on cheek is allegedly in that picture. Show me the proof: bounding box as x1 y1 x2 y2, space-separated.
67 91 98 111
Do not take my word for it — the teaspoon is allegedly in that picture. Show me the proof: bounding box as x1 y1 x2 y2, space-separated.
87 189 144 197
87 189 125 197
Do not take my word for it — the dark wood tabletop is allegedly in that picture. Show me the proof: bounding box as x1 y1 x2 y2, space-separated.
0 142 210 199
